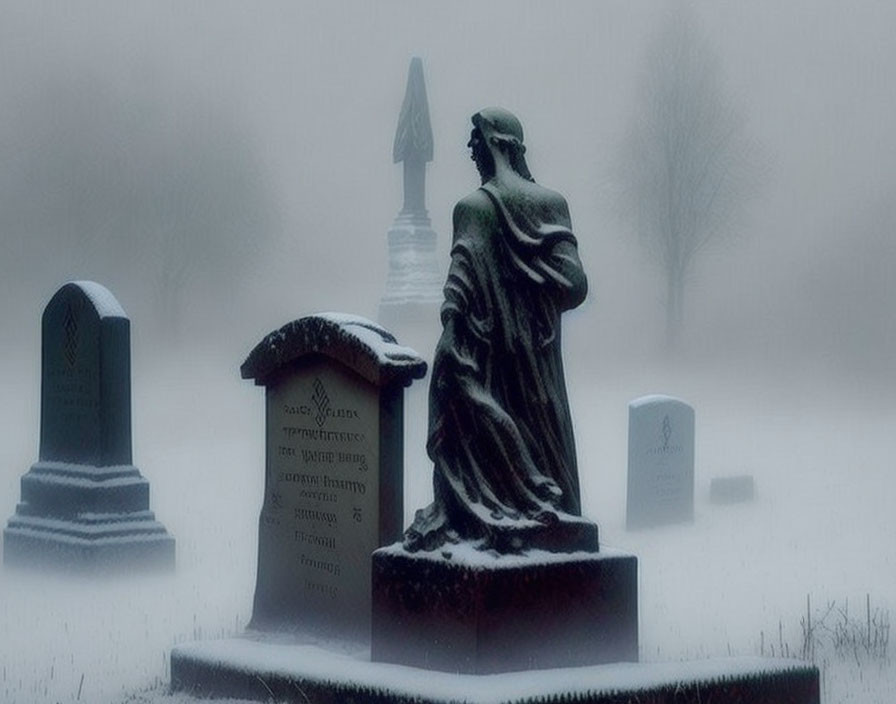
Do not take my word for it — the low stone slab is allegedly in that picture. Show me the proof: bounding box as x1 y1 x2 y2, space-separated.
371 544 638 674
170 638 820 704
710 475 756 504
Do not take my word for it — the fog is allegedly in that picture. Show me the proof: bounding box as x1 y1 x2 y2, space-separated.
0 0 893 380
0 1 894 702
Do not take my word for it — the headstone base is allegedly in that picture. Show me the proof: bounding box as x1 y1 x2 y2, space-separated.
3 462 175 572
371 544 638 674
170 638 820 704
379 222 444 314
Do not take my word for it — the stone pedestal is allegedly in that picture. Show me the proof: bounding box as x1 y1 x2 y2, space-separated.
371 544 638 674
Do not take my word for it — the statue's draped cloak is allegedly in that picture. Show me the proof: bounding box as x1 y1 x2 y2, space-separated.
407 176 588 552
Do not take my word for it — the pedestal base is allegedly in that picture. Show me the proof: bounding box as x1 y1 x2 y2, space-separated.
170 638 820 704
3 512 175 571
371 544 638 674
2 461 175 572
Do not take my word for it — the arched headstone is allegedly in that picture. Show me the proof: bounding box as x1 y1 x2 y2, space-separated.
626 394 695 530
241 313 426 641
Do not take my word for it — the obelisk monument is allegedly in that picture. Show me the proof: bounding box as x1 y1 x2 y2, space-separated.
379 58 442 522
379 57 442 330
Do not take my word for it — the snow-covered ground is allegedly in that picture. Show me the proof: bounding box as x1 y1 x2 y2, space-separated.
1 354 893 703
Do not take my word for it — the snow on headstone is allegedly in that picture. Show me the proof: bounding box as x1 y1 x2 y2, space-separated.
3 281 175 571
626 394 695 530
241 313 426 641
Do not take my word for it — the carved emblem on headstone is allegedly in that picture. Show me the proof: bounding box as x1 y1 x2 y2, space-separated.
62 301 79 367
312 377 330 427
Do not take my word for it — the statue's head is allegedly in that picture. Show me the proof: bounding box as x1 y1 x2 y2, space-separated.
469 107 534 183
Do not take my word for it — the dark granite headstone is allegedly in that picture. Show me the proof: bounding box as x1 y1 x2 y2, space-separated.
3 281 174 571
626 394 695 530
241 313 426 642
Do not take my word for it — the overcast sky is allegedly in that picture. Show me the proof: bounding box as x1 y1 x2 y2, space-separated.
0 0 894 388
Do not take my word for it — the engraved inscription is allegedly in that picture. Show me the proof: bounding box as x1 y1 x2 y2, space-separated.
258 359 380 632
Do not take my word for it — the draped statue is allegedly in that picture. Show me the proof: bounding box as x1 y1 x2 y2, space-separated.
405 108 598 554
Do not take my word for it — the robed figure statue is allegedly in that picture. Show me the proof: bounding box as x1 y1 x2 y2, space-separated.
405 108 598 554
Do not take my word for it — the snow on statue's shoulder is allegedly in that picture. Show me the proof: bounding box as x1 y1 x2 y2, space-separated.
67 280 127 319
241 312 427 388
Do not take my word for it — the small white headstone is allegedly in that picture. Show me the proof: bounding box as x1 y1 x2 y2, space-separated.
626 395 695 530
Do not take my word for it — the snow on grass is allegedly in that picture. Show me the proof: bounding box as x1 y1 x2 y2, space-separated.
0 357 893 703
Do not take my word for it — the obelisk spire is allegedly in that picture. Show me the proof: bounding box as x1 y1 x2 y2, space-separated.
392 57 433 224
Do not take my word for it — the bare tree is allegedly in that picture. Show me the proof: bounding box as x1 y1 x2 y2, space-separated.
614 8 759 350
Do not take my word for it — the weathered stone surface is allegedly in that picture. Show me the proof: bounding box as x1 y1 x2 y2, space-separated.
3 281 174 572
241 313 426 389
626 395 695 530
242 313 425 641
371 544 637 674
